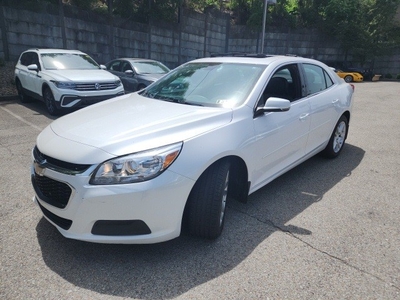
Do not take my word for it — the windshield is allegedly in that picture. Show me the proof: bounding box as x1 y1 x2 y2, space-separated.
41 53 100 70
132 61 170 74
141 62 265 108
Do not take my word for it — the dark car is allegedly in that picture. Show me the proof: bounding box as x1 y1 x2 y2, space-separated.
324 60 373 81
105 58 170 92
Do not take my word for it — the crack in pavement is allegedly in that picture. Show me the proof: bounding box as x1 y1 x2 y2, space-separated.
231 207 400 292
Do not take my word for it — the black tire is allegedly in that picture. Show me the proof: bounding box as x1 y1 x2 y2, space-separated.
321 115 348 158
185 159 231 239
344 75 353 83
43 88 60 116
16 79 31 103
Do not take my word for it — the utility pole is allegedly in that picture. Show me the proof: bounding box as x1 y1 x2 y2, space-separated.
260 0 276 53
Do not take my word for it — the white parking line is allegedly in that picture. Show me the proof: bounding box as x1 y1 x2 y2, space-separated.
0 105 43 131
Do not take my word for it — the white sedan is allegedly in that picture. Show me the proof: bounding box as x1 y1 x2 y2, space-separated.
31 54 354 244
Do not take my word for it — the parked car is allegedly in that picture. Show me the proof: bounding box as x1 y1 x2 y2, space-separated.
14 49 124 115
31 54 354 244
332 68 364 82
324 60 373 81
105 58 170 92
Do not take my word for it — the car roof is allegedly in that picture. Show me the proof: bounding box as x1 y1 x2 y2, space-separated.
185 54 325 66
113 58 163 63
25 49 86 55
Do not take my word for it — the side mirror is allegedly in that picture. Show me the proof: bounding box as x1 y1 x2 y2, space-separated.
27 64 38 72
255 97 291 117
99 64 107 70
125 70 134 76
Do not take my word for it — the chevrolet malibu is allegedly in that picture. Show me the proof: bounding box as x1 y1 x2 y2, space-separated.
31 54 354 244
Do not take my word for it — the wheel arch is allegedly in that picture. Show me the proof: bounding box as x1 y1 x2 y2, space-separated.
195 155 249 202
181 155 249 236
342 110 351 140
182 155 249 211
41 82 52 98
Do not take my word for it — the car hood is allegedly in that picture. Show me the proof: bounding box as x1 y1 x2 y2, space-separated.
44 69 119 82
37 94 233 164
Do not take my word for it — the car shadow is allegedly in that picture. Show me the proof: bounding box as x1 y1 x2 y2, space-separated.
18 99 84 119
36 143 365 299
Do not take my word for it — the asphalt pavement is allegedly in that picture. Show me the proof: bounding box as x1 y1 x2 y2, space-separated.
1 82 399 299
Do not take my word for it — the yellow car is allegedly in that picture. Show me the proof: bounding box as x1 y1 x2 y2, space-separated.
332 68 363 82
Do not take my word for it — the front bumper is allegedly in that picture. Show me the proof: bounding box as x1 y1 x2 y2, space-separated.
56 92 125 109
31 163 194 244
50 85 125 109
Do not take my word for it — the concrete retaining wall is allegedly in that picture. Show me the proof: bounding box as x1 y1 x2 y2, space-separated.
1 1 398 75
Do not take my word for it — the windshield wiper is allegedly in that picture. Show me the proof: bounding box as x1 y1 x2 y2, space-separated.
155 95 183 103
183 101 203 106
140 91 203 106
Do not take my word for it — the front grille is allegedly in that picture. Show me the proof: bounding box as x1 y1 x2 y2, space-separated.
37 200 72 230
61 91 124 108
75 82 120 91
32 174 72 208
33 146 91 174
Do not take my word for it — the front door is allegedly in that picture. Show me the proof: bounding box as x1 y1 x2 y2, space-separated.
250 64 311 192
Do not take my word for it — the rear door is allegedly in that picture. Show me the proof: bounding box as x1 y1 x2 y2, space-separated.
301 63 339 154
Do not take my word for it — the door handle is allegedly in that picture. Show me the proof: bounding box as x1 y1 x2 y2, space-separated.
299 113 309 121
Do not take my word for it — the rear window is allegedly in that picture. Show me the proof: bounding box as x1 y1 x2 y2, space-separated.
303 64 334 95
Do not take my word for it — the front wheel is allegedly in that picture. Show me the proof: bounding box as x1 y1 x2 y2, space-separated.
43 88 60 116
184 160 231 239
321 115 348 158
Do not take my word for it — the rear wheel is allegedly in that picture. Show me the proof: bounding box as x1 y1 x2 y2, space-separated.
185 160 231 239
344 75 353 83
321 115 348 158
16 79 30 103
43 88 60 116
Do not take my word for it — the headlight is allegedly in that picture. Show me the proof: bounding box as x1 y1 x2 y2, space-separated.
89 142 182 185
51 81 76 89
116 80 122 86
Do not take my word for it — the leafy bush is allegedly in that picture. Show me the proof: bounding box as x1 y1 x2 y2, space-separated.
385 73 393 79
396 74 400 80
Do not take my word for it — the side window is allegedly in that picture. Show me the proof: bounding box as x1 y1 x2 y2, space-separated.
324 71 334 88
303 64 333 95
32 52 41 70
121 62 133 72
109 61 122 71
20 53 29 66
20 52 34 66
259 64 302 106
20 52 41 70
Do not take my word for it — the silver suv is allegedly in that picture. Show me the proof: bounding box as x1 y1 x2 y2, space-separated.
14 49 124 115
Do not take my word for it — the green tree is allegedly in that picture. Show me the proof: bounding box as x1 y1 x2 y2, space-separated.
363 0 400 63
319 0 367 60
